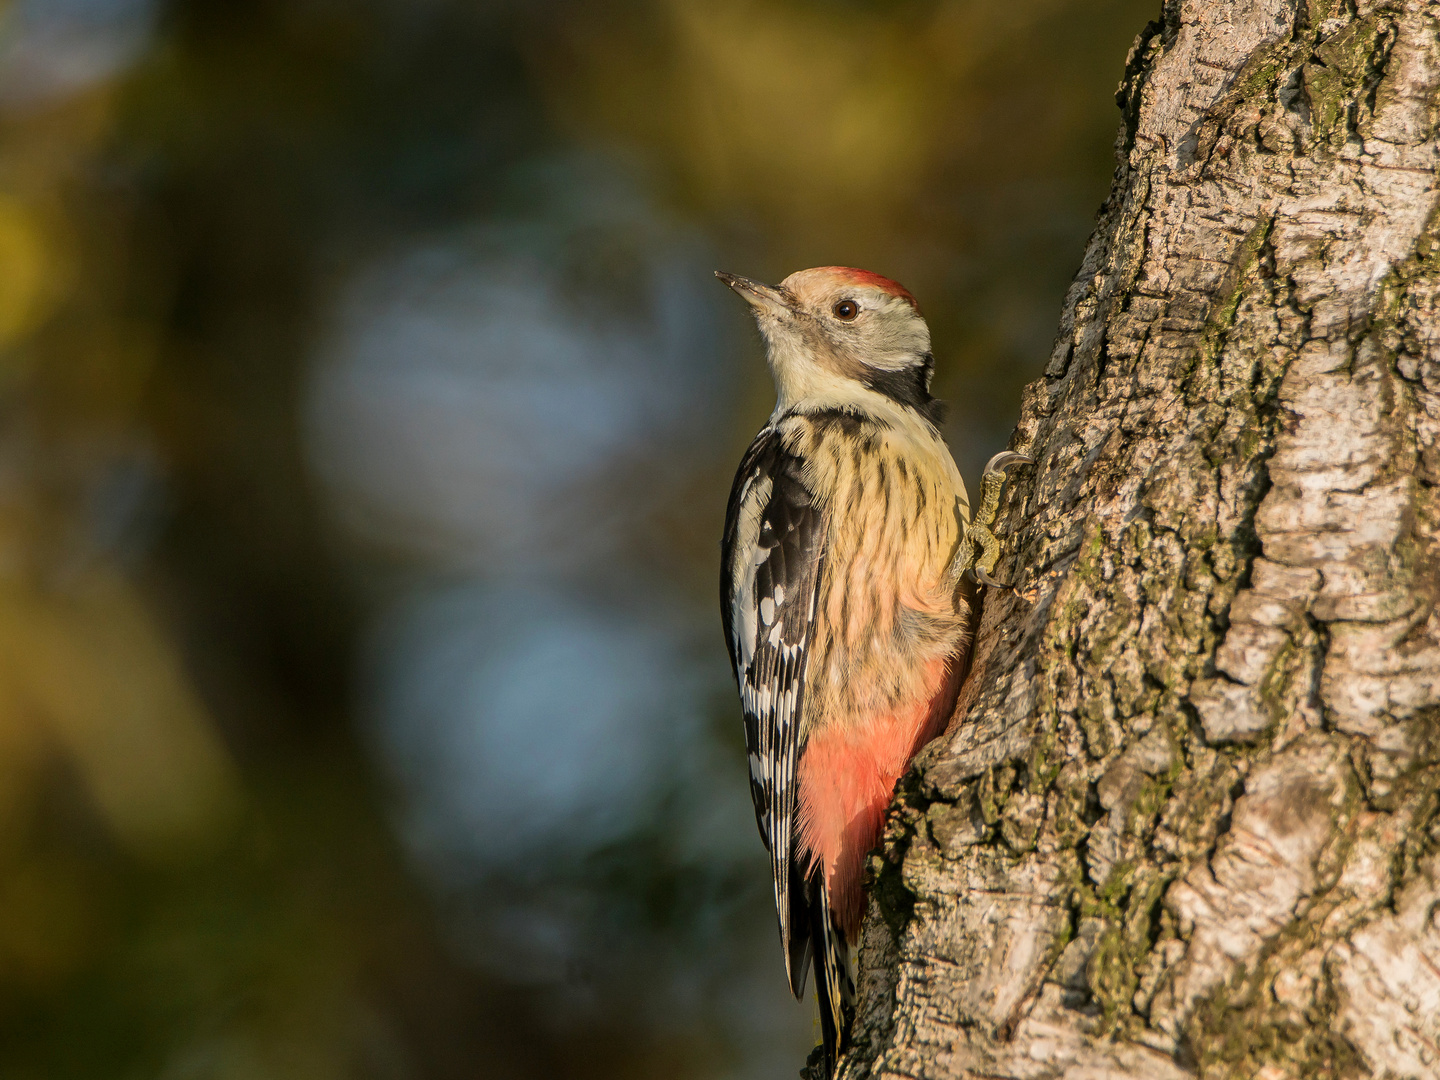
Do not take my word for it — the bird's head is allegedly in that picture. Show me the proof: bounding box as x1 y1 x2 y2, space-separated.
716 266 939 422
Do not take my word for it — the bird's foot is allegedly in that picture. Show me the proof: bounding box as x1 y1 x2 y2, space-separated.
953 450 1032 590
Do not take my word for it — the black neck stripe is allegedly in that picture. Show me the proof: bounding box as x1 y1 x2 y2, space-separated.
859 363 946 427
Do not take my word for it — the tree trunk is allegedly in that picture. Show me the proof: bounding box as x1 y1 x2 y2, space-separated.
837 1 1440 1077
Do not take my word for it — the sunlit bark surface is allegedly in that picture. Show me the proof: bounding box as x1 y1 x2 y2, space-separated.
838 1 1440 1076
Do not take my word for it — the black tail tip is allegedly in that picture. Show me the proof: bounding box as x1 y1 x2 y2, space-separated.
800 1043 830 1080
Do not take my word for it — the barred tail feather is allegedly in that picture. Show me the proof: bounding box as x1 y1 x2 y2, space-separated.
786 854 813 998
807 870 855 1078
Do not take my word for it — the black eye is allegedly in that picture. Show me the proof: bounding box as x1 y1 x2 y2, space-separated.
832 299 859 321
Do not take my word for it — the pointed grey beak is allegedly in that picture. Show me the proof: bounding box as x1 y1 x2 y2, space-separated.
715 270 794 318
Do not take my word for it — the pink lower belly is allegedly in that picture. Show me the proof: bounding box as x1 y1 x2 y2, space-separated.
796 655 961 936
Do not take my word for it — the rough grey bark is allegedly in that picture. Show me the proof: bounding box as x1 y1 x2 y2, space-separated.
836 1 1440 1077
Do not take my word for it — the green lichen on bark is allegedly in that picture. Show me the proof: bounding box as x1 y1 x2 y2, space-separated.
1304 15 1389 147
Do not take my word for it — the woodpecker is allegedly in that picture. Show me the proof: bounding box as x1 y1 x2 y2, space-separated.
717 266 1027 1076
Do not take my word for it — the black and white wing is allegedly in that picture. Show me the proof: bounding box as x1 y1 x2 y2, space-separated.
720 425 827 997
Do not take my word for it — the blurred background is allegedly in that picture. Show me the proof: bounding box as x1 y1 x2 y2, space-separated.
0 0 1152 1077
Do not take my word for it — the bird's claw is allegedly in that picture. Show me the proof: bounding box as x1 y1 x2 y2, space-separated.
970 564 1010 590
950 448 1034 591
982 450 1034 476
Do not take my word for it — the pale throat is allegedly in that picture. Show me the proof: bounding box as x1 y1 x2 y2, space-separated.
760 319 931 413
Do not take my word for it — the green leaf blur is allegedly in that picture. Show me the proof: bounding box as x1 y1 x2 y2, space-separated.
0 0 1154 1076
